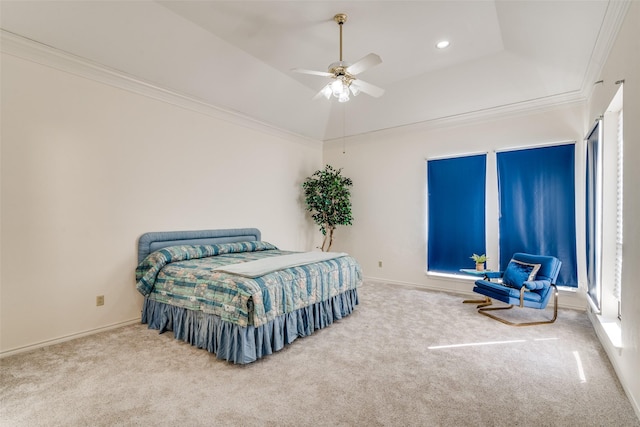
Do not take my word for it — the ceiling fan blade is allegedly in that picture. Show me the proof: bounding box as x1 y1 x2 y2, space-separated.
291 68 333 78
351 79 385 98
309 82 334 101
312 91 325 100
346 53 382 75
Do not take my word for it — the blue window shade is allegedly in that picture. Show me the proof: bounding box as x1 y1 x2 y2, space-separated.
585 121 601 309
497 144 578 287
427 155 486 273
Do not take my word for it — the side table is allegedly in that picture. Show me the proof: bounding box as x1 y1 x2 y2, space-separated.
459 269 502 308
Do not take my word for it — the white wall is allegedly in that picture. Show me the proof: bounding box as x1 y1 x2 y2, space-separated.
324 102 587 309
586 1 640 417
0 50 322 354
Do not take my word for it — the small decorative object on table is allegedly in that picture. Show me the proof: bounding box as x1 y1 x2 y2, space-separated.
470 253 488 271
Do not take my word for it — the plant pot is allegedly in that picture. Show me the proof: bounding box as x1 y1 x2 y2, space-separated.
476 263 485 271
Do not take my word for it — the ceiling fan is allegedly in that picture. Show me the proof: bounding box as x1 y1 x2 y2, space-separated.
292 13 384 103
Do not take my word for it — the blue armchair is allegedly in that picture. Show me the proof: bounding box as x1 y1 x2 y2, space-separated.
472 253 562 326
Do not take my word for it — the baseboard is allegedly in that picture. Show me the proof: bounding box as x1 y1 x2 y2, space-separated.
363 275 587 311
365 276 469 296
0 318 141 358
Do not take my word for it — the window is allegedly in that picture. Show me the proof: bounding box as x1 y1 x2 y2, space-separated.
585 120 602 310
598 84 624 319
427 154 486 274
427 145 579 286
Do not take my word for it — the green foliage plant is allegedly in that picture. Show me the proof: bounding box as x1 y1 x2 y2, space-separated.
470 253 488 263
302 165 353 252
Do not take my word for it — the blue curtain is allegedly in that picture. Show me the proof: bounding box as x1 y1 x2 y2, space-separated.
496 144 578 287
585 121 601 308
427 155 486 273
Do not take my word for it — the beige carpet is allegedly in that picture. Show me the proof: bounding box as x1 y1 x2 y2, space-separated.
1 282 638 426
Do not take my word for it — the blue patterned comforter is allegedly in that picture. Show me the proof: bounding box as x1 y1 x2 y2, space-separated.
135 241 362 327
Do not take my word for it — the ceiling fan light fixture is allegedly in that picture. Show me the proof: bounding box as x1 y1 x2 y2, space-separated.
293 13 384 102
331 79 345 97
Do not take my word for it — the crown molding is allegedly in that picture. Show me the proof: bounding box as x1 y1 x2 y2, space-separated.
325 91 587 144
0 30 322 149
580 0 631 100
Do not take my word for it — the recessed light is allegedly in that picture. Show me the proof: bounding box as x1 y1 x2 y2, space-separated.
436 40 450 49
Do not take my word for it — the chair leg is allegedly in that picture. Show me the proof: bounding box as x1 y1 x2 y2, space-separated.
477 286 558 327
463 296 492 308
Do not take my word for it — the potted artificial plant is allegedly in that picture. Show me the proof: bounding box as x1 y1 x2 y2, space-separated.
302 165 353 252
471 253 488 271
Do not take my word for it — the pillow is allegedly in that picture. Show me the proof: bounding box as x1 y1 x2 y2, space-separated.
502 259 541 289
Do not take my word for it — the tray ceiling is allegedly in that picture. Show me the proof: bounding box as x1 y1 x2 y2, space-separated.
0 1 627 141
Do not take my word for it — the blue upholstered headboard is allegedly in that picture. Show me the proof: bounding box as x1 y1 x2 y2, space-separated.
137 228 261 264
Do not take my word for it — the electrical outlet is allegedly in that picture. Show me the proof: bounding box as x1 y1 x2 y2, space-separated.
96 295 105 306
378 261 382 268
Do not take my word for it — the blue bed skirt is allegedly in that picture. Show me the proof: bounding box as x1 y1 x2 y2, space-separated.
141 289 359 364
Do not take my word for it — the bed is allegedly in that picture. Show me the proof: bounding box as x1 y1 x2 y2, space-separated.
135 228 362 364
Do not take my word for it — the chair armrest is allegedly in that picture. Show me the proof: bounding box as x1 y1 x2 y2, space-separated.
483 271 503 280
522 279 550 291
474 279 494 287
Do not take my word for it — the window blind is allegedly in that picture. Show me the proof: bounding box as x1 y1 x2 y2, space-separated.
497 143 578 287
613 109 623 301
427 154 486 274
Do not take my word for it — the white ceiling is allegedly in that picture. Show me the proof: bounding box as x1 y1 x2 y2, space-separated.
0 1 626 141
